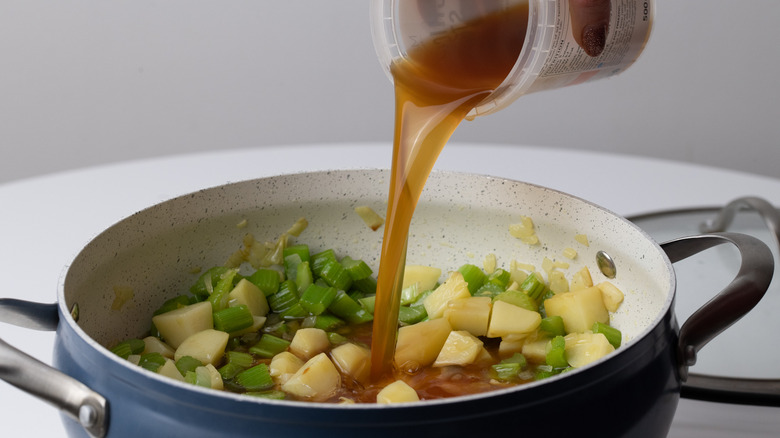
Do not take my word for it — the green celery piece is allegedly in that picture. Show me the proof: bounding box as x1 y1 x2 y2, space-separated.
250 334 291 358
235 364 274 391
328 290 373 324
268 280 299 313
311 314 345 331
399 283 421 306
358 295 376 314
319 259 353 292
340 256 373 281
537 289 556 318
246 390 287 400
296 261 314 294
502 352 528 367
110 338 145 359
486 268 511 289
327 332 348 345
546 336 568 369
534 364 560 381
138 352 166 373
283 244 310 263
540 315 566 337
409 289 433 307
226 351 254 368
153 295 191 316
520 272 548 302
458 264 486 295
351 276 377 295
208 269 240 312
398 305 427 325
247 269 280 297
494 289 536 312
283 253 303 283
592 322 622 348
475 282 505 298
190 266 230 300
213 305 254 333
299 283 337 315
310 249 337 277
279 302 308 320
175 356 203 377
218 362 245 381
490 362 522 382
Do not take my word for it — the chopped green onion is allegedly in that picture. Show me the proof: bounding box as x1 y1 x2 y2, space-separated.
458 264 486 295
493 289 536 311
546 336 568 369
175 356 203 377
138 352 166 373
328 290 373 324
247 269 280 297
268 280 299 313
592 322 622 348
299 283 337 315
235 364 274 391
110 338 146 359
213 305 254 333
318 259 353 292
249 334 291 358
540 315 566 337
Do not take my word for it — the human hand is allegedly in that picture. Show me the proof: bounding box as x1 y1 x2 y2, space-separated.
569 0 611 56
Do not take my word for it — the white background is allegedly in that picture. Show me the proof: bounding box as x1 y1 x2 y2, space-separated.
0 0 778 184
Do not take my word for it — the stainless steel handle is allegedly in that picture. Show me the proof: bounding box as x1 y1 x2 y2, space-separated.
0 299 109 437
700 196 780 247
661 233 777 405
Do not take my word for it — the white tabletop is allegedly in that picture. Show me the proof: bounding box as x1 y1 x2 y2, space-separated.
1 143 779 437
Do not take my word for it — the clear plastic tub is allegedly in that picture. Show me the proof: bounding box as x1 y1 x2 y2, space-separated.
371 0 654 117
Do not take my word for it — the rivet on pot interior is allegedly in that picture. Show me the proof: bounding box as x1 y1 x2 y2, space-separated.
596 250 617 279
70 303 79 322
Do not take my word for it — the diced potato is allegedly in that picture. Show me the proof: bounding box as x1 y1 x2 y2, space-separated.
486 300 541 338
228 279 270 317
403 265 442 291
152 301 213 349
443 296 491 337
423 271 471 319
376 380 419 404
142 336 175 359
597 281 625 312
548 270 569 294
158 359 185 382
521 337 549 364
395 318 452 371
269 351 304 386
289 328 330 360
174 329 229 366
330 342 371 384
498 334 527 359
544 286 609 333
204 363 224 390
282 353 341 401
433 330 484 367
570 267 593 291
565 332 615 367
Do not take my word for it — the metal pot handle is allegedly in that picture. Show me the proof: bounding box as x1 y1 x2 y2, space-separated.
661 232 777 405
0 299 109 438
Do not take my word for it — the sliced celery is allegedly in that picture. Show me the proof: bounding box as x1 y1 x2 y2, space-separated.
283 253 303 283
283 244 310 263
486 268 511 289
190 266 230 300
247 269 280 297
250 334 291 358
328 290 373 324
153 295 191 316
358 295 376 314
138 352 166 373
246 390 287 400
235 364 274 391
327 332 348 345
279 302 307 320
490 362 522 382
110 338 145 359
218 362 244 380
351 276 377 295
520 272 548 302
295 261 314 294
458 264 486 295
340 256 373 281
319 259 353 292
213 305 254 333
493 290 536 311
540 315 566 337
226 351 254 368
398 305 427 325
310 249 337 277
545 336 568 369
592 322 622 348
311 314 345 331
208 269 240 312
475 282 504 298
299 283 337 315
268 280 299 313
175 355 203 377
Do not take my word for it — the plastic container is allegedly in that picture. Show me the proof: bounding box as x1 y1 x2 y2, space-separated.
371 0 654 117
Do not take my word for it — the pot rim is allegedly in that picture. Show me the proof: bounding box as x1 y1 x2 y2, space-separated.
55 168 678 410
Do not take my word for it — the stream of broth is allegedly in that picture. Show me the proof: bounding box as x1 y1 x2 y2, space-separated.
370 3 530 380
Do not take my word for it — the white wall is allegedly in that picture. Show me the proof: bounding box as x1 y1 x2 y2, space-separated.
1 0 778 184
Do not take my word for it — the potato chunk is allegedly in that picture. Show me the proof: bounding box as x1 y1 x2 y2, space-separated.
443 296 491 337
289 328 330 360
433 330 483 367
394 318 451 371
543 286 609 333
403 265 442 291
564 332 615 367
152 301 213 349
376 380 419 404
228 279 270 316
597 281 625 312
282 353 341 401
486 300 541 338
330 342 371 385
142 336 175 359
158 359 185 382
269 351 304 386
174 329 229 366
424 271 471 319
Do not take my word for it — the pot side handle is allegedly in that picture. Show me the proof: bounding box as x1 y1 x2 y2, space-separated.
0 299 109 438
661 232 776 405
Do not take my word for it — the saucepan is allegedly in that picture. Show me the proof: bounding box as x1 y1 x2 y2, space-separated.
0 170 775 438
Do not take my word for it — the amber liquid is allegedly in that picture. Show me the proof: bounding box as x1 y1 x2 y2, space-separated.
370 3 530 380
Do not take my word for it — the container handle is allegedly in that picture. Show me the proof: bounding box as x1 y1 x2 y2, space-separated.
661 232 776 405
0 299 109 437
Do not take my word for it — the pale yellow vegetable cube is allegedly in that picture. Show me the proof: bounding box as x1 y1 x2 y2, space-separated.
433 331 484 367
228 279 270 317
330 342 371 384
204 364 224 390
543 286 609 333
474 346 495 365
486 300 541 338
142 336 175 359
570 267 594 291
443 296 491 337
548 270 569 294
174 329 229 366
158 359 185 382
376 380 420 404
395 318 451 371
597 281 625 312
269 351 304 386
498 334 527 359
282 353 341 401
521 337 549 364
152 301 213 349
565 332 615 367
289 328 330 360
424 271 471 319
403 265 442 291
